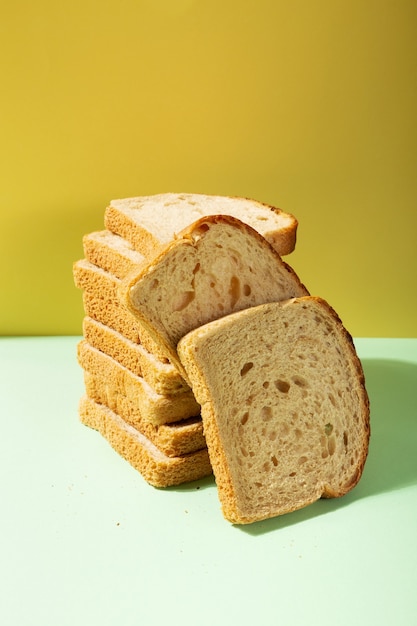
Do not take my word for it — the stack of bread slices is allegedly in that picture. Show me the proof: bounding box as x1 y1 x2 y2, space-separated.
73 193 299 489
74 192 370 524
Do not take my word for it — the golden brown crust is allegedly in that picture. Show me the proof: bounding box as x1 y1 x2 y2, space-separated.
74 259 170 358
199 400 239 520
84 372 205 457
246 198 297 256
77 340 200 425
104 205 162 260
83 231 145 280
82 291 143 345
82 316 190 395
79 396 212 487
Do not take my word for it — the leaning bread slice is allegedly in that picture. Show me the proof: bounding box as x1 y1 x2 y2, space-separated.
121 215 308 380
84 372 205 457
105 192 297 259
79 396 212 487
77 340 200 424
73 258 169 359
177 297 370 524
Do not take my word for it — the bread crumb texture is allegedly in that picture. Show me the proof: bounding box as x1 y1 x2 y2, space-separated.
178 297 370 524
107 193 297 256
124 216 307 377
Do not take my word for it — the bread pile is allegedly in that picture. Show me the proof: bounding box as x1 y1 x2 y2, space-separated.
73 192 370 524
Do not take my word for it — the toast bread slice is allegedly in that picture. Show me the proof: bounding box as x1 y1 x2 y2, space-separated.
177 297 370 524
83 230 145 280
74 258 169 359
83 317 189 395
121 215 308 380
77 340 200 425
105 192 298 259
79 396 211 487
84 372 205 457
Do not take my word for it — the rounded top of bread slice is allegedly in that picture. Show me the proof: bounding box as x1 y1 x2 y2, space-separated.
177 297 370 524
120 215 309 377
106 192 298 258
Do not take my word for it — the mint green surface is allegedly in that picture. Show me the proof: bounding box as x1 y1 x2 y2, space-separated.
1 337 416 626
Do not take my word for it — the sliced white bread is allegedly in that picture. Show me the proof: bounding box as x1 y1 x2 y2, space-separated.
77 340 200 425
83 317 189 395
79 396 212 487
105 192 298 259
83 230 146 280
177 297 370 524
84 373 205 457
73 258 169 359
121 215 309 380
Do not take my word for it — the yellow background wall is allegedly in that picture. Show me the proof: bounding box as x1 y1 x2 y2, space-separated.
1 0 416 337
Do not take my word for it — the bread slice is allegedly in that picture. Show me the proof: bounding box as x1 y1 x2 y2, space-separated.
79 396 212 487
82 291 145 347
73 258 169 359
84 373 206 457
121 215 309 380
177 297 370 524
77 340 200 425
83 230 146 280
83 317 189 395
105 192 298 259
